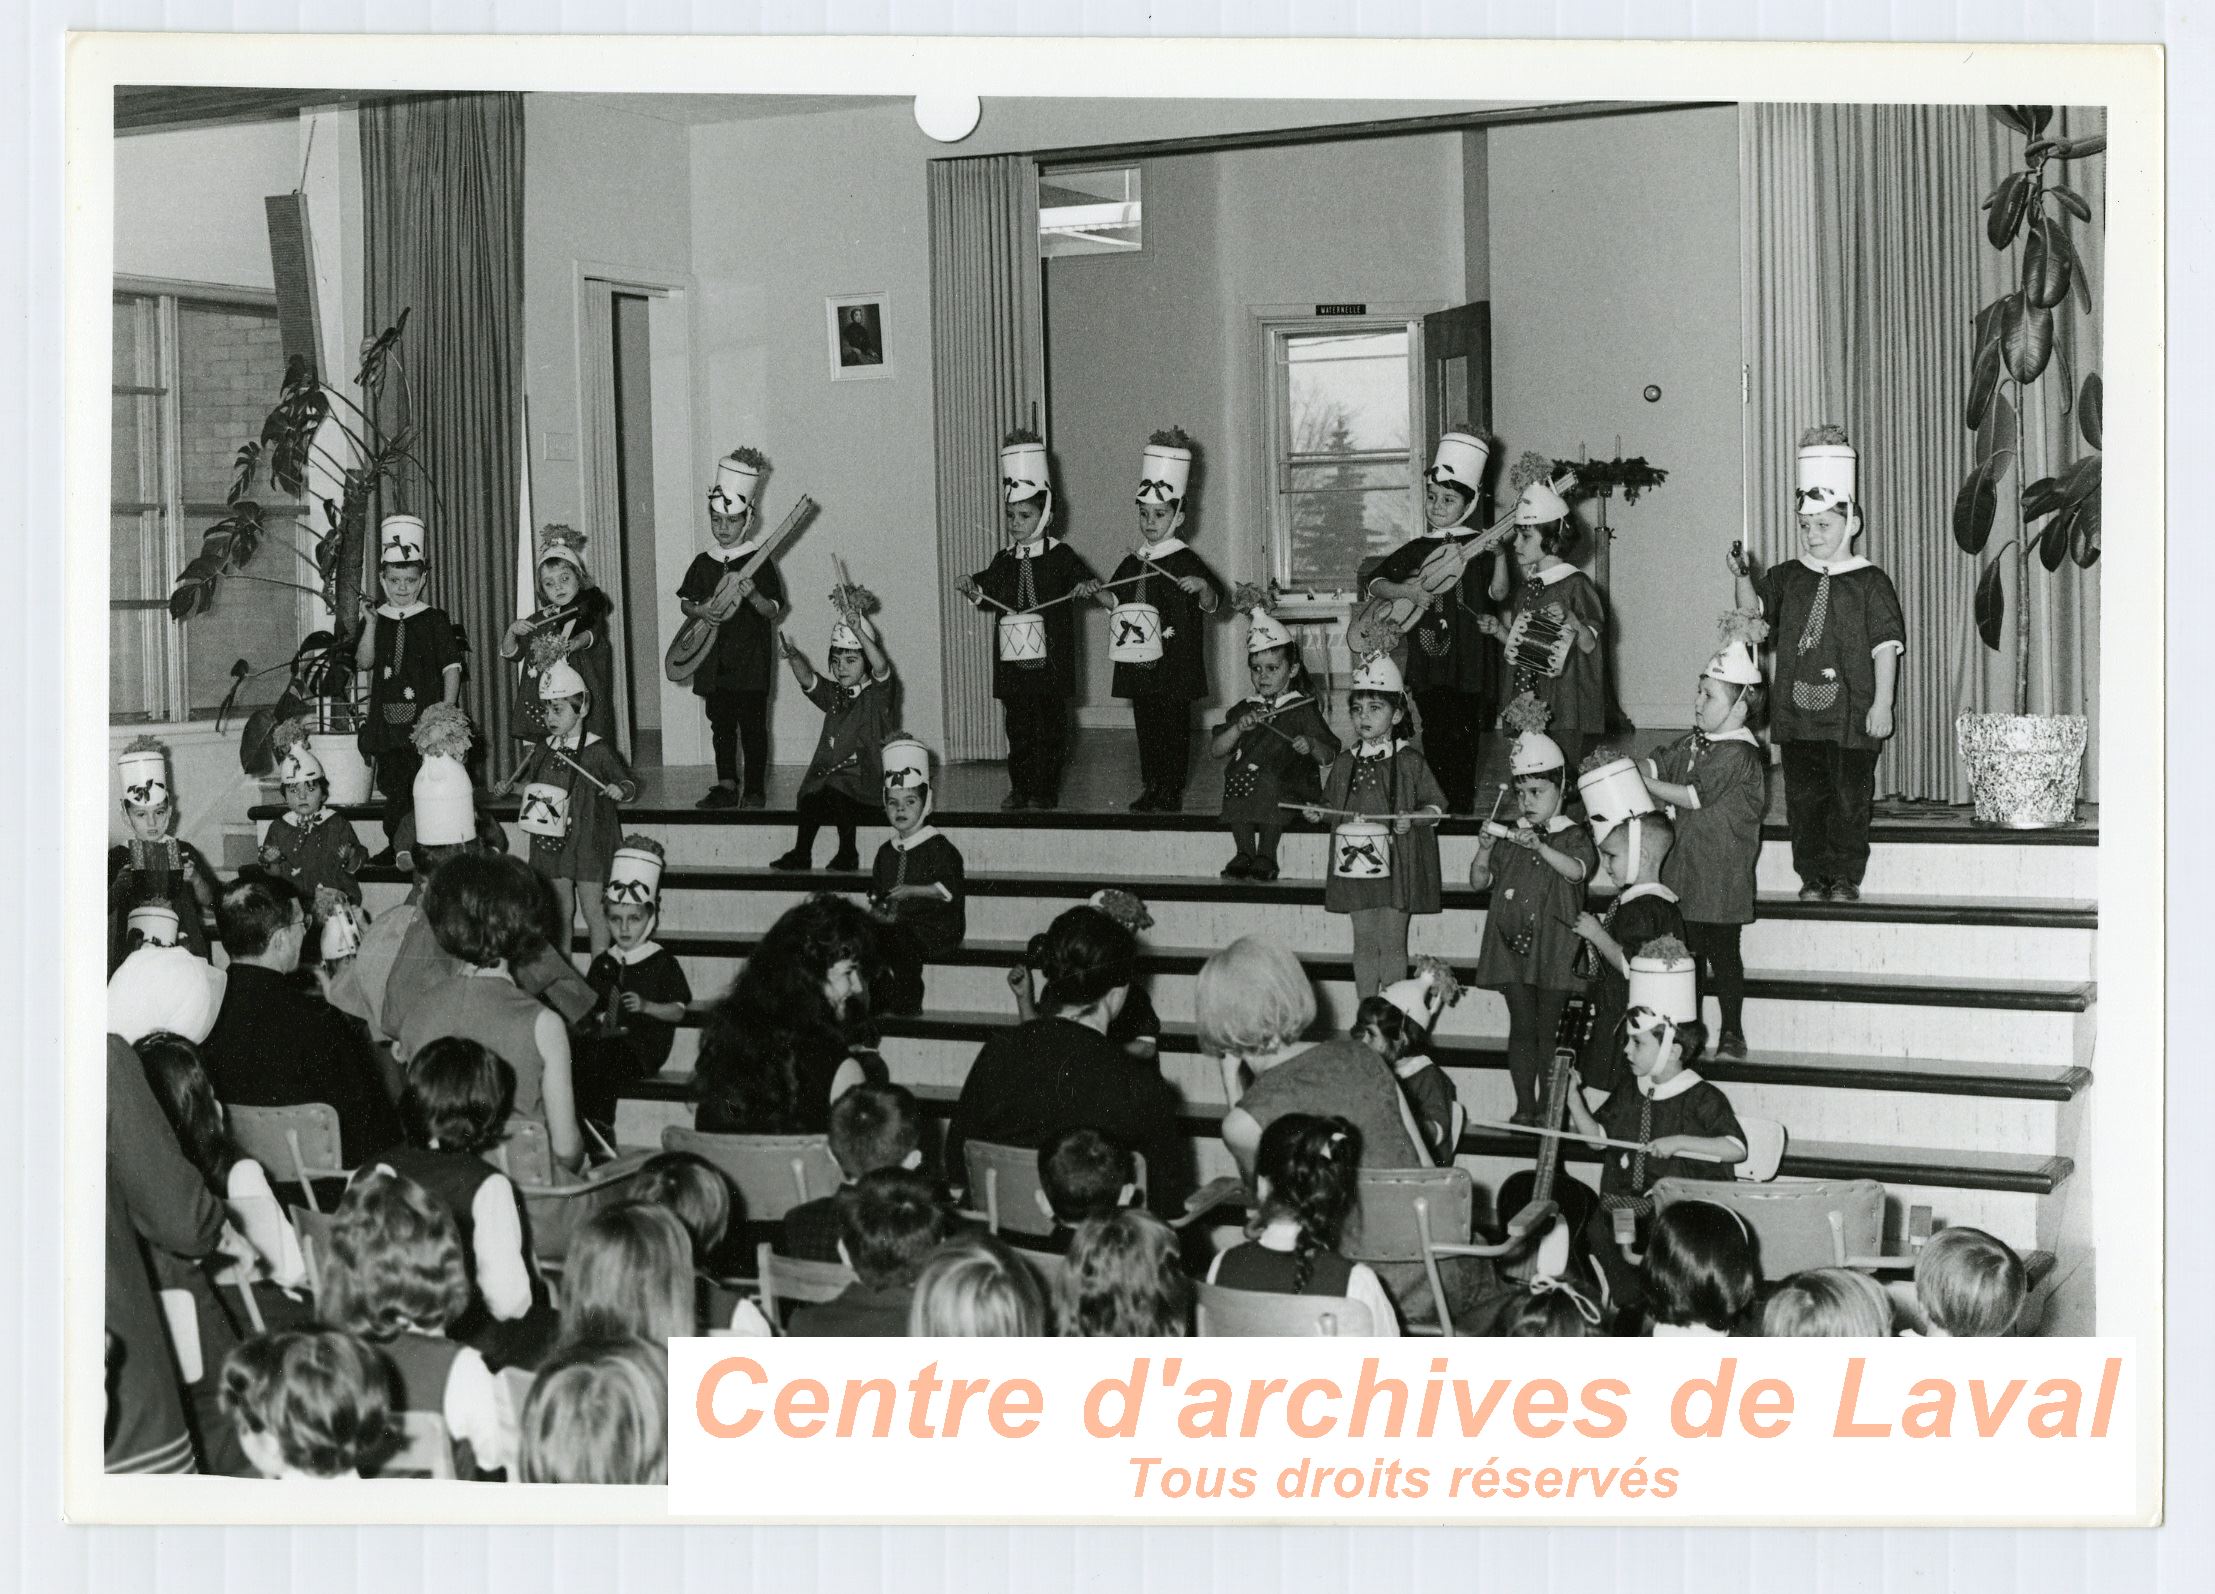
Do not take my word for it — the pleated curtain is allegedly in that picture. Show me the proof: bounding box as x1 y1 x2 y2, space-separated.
928 155 1046 762
1741 102 2098 802
361 92 527 781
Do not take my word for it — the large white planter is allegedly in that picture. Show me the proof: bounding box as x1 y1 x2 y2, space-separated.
1955 712 2088 829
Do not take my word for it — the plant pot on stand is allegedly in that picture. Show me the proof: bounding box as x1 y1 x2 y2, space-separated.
1955 711 2088 828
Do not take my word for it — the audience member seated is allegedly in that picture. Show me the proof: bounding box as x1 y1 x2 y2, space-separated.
908 1236 1047 1337
518 1337 669 1485
945 907 1188 1216
1641 1200 1760 1338
1056 1209 1192 1337
1911 1226 2027 1337
631 1151 737 1303
1005 1127 1138 1259
220 1329 394 1481
1498 1278 1608 1338
1205 1114 1400 1337
692 895 890 1136
198 874 400 1167
781 1082 925 1264
555 1202 698 1352
788 1169 950 1337
1761 1267 1895 1337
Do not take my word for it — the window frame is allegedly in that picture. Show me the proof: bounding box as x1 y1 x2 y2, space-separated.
1258 310 1431 600
1037 162 1143 258
110 276 310 728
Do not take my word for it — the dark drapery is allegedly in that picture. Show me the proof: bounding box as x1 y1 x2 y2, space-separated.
362 92 526 779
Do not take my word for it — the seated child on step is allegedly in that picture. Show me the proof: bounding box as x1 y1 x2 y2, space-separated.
779 1082 925 1264
1205 1114 1400 1336
869 737 964 1018
1571 811 1686 1095
259 720 368 908
1214 592 1337 881
575 837 692 1136
772 596 895 872
220 1329 394 1481
1353 959 1464 1164
1911 1226 2027 1337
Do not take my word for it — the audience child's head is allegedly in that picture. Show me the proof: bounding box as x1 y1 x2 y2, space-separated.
1025 906 1136 1025
1762 1267 1894 1337
1501 1279 1608 1338
1252 1114 1363 1291
1644 1201 1761 1334
1597 812 1674 894
423 851 549 971
1196 936 1317 1061
518 1337 669 1485
828 1082 924 1182
836 1168 952 1291
1059 1209 1191 1337
133 1030 236 1196
1038 1127 1138 1229
217 873 308 972
908 1237 1048 1337
560 1202 698 1348
322 1169 472 1342
631 1152 734 1268
1914 1227 2027 1338
398 1036 514 1156
1622 1006 1708 1083
220 1329 395 1480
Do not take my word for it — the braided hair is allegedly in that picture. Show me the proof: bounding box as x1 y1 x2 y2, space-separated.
1252 1113 1363 1293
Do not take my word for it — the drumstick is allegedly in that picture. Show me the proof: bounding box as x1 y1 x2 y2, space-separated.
1464 1116 1731 1163
1277 803 1447 823
1028 572 1150 612
963 585 1018 615
510 737 624 799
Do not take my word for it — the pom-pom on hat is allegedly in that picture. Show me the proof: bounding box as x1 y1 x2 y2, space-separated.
1425 429 1491 523
126 903 181 947
606 834 667 906
537 523 589 573
118 736 172 810
1795 423 1857 512
272 718 325 786
379 513 427 566
409 706 477 847
537 658 589 703
1351 653 1406 697
1137 428 1195 505
1383 956 1464 1028
710 448 768 517
1087 888 1155 934
1509 731 1567 776
108 944 227 1046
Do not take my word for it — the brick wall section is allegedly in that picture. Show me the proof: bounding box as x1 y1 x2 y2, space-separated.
178 307 290 504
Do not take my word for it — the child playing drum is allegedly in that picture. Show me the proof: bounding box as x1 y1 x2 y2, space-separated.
1213 594 1337 881
508 659 640 961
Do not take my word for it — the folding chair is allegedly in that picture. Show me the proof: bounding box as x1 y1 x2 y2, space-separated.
1735 1116 1789 1183
487 1119 555 1188
963 1143 1153 1239
1649 1175 1888 1279
227 1102 347 1213
754 1242 855 1330
289 1205 336 1305
373 1411 458 1480
613 1095 696 1154
1346 1165 1509 1339
1194 1280 1374 1337
511 1155 651 1270
663 1129 841 1223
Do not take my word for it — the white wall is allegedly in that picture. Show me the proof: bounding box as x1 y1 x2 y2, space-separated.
1488 106 1745 733
114 120 300 289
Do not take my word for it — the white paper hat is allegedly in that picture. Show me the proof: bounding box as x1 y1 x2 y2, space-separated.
1381 969 1445 1029
829 619 868 654
1703 639 1763 687
126 903 181 947
1426 431 1491 522
537 658 589 702
1510 731 1566 775
711 453 766 516
1513 476 1571 526
606 842 666 906
1795 438 1857 512
537 524 589 573
881 735 933 820
1000 437 1051 504
117 743 171 809
320 903 366 962
1136 440 1193 505
277 739 326 786
108 944 227 1046
1628 953 1700 1025
1351 653 1406 696
380 513 427 565
1245 607 1295 655
412 754 477 847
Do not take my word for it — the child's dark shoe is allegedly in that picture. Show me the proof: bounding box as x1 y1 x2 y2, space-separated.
698 785 741 810
1220 853 1255 879
1001 789 1030 811
1797 879 1827 901
1828 880 1861 902
1716 1029 1748 1059
826 849 860 872
1248 859 1280 882
1129 791 1159 813
769 849 812 871
739 791 767 810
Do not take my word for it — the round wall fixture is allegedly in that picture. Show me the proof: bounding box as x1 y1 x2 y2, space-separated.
915 94 982 143
1643 384 1663 403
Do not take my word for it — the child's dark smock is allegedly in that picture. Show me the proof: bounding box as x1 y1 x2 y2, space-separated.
1756 558 1905 751
1472 816 1598 993
1513 565 1607 735
359 604 462 758
1321 743 1448 916
1579 882 1686 1093
800 673 896 804
264 810 367 905
1653 729 1767 926
1218 691 1339 825
1106 545 1223 703
514 733 636 883
581 941 693 1080
871 829 967 956
677 549 787 697
1593 1071 1745 1208
970 539 1098 700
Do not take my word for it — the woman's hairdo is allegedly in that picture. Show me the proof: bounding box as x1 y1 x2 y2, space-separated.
1025 906 1137 1014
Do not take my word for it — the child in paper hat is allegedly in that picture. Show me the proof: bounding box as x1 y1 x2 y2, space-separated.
869 735 967 1016
1354 957 1465 1164
504 523 616 746
1730 424 1904 902
1571 812 1688 1093
257 718 368 906
354 512 464 854
1211 589 1338 881
508 657 639 960
108 736 218 970
680 448 789 809
1479 453 1607 773
772 581 896 871
575 836 693 1135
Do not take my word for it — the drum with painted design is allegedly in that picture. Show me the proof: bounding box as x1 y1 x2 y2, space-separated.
1576 757 1657 833
1107 601 1164 664
518 782 572 840
997 611 1047 663
1331 819 1393 880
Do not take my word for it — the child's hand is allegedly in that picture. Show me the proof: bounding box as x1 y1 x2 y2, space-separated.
956 577 982 602
1725 540 1750 576
1301 806 1324 824
1290 735 1312 757
1074 579 1105 600
746 590 779 618
1504 825 1540 851
1475 613 1506 639
1572 911 1603 943
618 991 644 1015
779 633 802 657
1393 817 1411 836
507 618 534 640
1176 574 1207 597
257 844 280 866
1004 964 1029 993
1865 702 1894 740
1648 1135 1690 1159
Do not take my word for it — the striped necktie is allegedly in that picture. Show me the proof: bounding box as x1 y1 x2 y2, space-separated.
1797 571 1831 653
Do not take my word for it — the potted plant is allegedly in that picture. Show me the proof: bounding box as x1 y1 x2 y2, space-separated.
169 311 435 802
1953 106 2104 827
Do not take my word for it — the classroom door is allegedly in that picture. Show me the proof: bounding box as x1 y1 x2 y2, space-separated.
1422 300 1493 509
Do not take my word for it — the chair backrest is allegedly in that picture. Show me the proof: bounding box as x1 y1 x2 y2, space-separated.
1735 1116 1789 1183
1195 1280 1374 1337
965 1142 1153 1238
1345 1166 1475 1266
289 1205 337 1304
227 1102 346 1210
754 1241 856 1326
374 1411 458 1480
1015 1244 1070 1306
1650 1176 1886 1279
513 1157 648 1266
614 1096 696 1153
662 1128 842 1221
487 1119 555 1188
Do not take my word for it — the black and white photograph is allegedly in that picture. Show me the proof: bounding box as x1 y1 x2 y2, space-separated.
56 29 2167 1539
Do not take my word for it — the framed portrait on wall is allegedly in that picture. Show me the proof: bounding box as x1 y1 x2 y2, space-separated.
827 292 891 379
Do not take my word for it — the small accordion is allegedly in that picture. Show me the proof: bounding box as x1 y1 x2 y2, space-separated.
1506 604 1570 693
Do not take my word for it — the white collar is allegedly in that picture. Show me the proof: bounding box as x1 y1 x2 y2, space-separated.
1265 689 1303 709
1353 738 1406 759
376 601 430 620
465 966 516 985
1616 881 1679 906
1638 1067 1703 1101
1698 726 1760 747
545 730 598 753
281 810 329 831
1392 1052 1435 1081
1797 553 1871 576
707 540 760 564
890 824 941 852
1540 814 1577 835
609 939 664 967
1530 561 1578 587
1136 537 1186 561
1009 535 1058 559
1255 1218 1302 1252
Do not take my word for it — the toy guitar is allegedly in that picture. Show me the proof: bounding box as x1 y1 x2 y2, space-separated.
664 495 819 684
1495 993 1604 1285
1347 471 1578 643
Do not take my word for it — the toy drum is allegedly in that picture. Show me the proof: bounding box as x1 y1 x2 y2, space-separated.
1108 601 1164 664
1577 756 1658 832
1331 819 1393 880
997 611 1047 663
518 782 572 840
